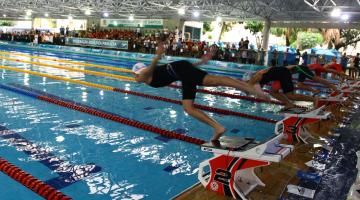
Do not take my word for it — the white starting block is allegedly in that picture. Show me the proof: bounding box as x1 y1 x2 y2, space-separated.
198 133 293 199
317 93 348 107
276 105 331 144
336 82 360 97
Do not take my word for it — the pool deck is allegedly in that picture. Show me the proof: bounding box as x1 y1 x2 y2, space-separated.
173 103 349 200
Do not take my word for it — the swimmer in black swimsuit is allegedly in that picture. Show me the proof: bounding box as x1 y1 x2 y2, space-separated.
248 67 318 110
286 64 338 94
133 43 269 142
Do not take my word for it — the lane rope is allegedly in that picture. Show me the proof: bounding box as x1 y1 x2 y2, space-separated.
0 157 72 200
0 51 132 73
0 83 206 145
0 65 278 123
0 56 134 81
1 54 284 105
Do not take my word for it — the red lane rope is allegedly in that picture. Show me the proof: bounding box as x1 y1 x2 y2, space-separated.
37 96 207 145
0 157 72 200
168 84 284 105
112 88 277 124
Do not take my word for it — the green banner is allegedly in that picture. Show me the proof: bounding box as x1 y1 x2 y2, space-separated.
101 19 163 29
65 37 128 49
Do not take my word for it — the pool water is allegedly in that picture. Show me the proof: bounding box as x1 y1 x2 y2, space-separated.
0 44 283 199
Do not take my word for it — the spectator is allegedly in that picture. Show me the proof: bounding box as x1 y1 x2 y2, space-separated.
302 51 308 65
66 26 70 36
241 48 247 63
283 48 289 66
239 38 244 49
244 37 249 49
295 49 301 65
340 53 348 72
60 26 65 36
352 53 359 78
271 49 278 67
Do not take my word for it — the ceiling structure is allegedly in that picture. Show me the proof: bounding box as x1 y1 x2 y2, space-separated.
0 0 359 24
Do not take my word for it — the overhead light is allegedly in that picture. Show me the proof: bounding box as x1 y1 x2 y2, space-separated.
129 14 134 21
26 10 32 16
331 8 341 17
113 21 118 26
216 16 222 23
3 14 6 18
341 14 349 21
178 7 185 15
103 12 109 17
68 15 73 20
85 9 91 16
193 11 200 17
44 13 49 17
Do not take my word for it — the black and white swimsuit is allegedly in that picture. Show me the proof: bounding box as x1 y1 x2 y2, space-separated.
149 60 208 99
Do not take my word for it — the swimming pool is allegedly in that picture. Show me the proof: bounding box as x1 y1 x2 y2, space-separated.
0 44 283 199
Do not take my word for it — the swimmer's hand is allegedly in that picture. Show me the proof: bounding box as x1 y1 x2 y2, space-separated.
200 53 213 65
156 42 165 56
252 84 271 101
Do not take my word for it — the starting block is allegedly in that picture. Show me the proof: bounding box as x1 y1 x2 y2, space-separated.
198 134 293 199
317 93 348 107
276 105 331 144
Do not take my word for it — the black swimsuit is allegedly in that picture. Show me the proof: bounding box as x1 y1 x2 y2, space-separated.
149 60 208 99
260 67 294 94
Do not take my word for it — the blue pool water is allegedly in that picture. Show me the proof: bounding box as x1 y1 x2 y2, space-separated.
0 44 284 199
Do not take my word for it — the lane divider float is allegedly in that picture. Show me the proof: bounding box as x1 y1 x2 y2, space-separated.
1 55 284 105
0 56 134 81
0 51 132 73
0 157 72 200
0 83 206 145
0 65 277 123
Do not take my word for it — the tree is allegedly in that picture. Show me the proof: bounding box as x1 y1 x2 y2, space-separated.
297 32 324 49
335 29 360 50
218 21 240 41
321 28 360 50
270 27 305 46
203 22 213 33
244 21 264 34
244 21 264 49
0 21 13 26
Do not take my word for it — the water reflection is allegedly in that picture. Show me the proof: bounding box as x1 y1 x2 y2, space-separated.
85 172 146 200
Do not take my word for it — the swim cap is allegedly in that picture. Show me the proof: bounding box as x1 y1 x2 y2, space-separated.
132 63 147 74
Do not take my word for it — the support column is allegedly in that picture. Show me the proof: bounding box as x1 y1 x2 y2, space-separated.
262 17 271 66
262 17 271 51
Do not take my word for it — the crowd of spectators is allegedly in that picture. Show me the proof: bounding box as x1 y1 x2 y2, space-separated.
0 30 65 45
1 28 358 71
0 27 266 64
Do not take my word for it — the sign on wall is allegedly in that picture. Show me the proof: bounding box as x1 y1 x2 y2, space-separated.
65 38 128 49
100 19 163 28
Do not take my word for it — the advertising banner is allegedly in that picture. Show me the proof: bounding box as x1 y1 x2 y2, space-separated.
65 37 128 49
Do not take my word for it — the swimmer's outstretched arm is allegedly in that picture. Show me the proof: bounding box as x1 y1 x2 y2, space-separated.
192 52 213 67
140 43 165 79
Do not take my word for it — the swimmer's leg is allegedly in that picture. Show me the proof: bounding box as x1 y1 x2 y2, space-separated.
268 90 296 109
312 76 338 92
182 99 226 141
202 75 269 100
296 82 321 94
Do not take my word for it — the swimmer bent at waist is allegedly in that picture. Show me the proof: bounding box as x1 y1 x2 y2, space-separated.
132 43 269 142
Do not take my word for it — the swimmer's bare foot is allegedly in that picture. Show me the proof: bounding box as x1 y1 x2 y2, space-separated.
211 139 221 147
211 126 226 141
